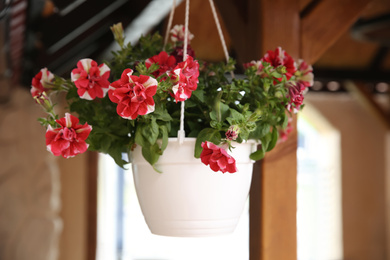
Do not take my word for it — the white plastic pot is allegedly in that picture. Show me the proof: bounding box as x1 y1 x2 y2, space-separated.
131 137 256 237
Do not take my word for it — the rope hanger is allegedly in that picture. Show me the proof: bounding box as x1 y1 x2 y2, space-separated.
165 0 232 144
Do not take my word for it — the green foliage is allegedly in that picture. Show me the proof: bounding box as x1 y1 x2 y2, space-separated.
38 24 307 169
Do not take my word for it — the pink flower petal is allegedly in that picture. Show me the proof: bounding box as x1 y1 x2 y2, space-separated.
45 114 92 159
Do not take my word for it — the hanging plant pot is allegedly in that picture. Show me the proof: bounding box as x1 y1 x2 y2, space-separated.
130 137 257 237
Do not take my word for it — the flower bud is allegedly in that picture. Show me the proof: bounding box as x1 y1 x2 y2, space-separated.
34 91 52 111
110 23 124 47
275 90 283 98
276 65 287 74
225 125 240 141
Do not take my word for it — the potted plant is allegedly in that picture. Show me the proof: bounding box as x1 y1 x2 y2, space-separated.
31 23 313 236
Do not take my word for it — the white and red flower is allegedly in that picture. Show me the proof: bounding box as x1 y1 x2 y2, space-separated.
108 69 158 119
170 24 194 43
145 51 177 79
31 68 54 100
225 125 240 141
243 60 264 75
200 141 237 173
170 55 199 102
71 58 111 100
261 47 297 80
46 113 92 158
287 82 305 113
295 59 314 89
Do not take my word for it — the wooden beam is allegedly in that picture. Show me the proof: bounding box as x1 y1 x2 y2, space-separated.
300 0 372 64
344 80 390 130
258 0 300 57
214 0 252 64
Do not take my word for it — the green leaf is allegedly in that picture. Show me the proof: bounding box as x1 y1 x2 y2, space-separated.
211 101 229 122
108 147 128 168
153 109 172 122
270 71 282 78
260 132 272 152
267 127 279 152
141 118 159 145
135 127 148 147
100 135 111 152
159 125 169 151
192 89 205 102
141 143 161 167
194 128 221 158
282 113 289 128
250 149 265 161
228 108 245 122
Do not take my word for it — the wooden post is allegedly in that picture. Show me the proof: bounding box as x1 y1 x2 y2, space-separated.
251 1 300 259
86 151 98 260
215 0 300 259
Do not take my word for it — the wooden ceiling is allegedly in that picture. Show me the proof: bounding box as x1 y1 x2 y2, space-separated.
314 0 390 77
3 0 390 87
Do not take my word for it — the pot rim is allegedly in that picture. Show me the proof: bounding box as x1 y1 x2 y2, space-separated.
165 137 259 144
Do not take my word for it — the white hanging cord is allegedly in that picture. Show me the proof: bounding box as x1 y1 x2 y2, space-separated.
182 0 189 61
164 0 177 49
177 0 190 144
208 0 234 79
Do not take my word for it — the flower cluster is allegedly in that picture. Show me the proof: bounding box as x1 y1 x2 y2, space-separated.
31 23 313 173
244 47 313 113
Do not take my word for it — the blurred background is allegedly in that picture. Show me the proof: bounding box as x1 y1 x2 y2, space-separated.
1 0 390 259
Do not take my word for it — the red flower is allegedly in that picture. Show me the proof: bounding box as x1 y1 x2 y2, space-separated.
108 69 158 119
261 47 297 80
170 55 199 102
296 59 314 89
31 68 54 100
200 141 237 173
145 51 177 79
46 113 92 158
170 45 196 63
71 58 111 100
287 82 305 112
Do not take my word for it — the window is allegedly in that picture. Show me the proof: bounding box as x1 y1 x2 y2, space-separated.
297 104 343 260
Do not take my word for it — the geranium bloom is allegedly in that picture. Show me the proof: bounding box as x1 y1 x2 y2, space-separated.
200 141 237 173
261 47 297 80
108 69 158 119
71 58 111 100
145 51 177 79
31 67 54 99
170 24 194 43
170 55 199 102
296 59 314 89
46 113 92 158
